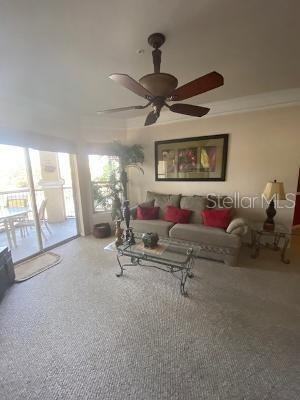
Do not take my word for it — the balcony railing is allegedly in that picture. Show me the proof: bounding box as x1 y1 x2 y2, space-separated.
0 187 76 219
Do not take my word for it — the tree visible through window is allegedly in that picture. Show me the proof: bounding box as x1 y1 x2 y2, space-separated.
88 155 121 212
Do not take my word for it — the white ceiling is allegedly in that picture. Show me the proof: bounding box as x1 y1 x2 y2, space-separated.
1 0 300 121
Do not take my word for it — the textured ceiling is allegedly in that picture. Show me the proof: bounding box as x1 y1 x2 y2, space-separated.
0 0 299 119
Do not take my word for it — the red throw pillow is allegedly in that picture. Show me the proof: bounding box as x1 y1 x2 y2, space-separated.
132 200 155 219
136 206 159 220
164 206 192 224
201 209 231 229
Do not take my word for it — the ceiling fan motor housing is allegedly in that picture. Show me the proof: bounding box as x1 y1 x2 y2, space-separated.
148 33 165 49
139 73 178 97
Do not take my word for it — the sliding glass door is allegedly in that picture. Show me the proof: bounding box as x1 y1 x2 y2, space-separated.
0 145 40 261
0 144 79 262
29 149 78 248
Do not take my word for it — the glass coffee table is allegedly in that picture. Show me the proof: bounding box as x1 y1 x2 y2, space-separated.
106 238 194 296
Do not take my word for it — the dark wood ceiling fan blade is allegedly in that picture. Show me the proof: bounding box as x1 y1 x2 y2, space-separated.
144 110 158 126
109 74 153 99
97 103 150 114
169 103 210 117
170 71 224 101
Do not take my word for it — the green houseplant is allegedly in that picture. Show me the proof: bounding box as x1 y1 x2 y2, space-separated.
92 142 144 222
112 141 144 200
92 170 123 221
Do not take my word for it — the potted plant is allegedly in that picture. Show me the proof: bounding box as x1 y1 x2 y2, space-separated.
92 170 123 238
92 170 123 221
112 141 144 200
92 144 144 238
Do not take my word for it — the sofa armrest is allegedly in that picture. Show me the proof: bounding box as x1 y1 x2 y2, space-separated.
226 217 248 236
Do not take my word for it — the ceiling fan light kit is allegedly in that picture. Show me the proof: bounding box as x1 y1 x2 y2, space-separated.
99 33 224 126
139 73 178 98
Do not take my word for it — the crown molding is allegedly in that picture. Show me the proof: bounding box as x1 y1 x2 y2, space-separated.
126 88 300 130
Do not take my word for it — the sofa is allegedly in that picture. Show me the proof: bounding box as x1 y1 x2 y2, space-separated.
129 191 248 266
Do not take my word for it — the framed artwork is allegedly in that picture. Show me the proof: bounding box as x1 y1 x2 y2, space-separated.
162 149 176 174
155 134 228 181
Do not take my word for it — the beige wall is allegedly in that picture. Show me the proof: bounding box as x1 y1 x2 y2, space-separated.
126 105 300 228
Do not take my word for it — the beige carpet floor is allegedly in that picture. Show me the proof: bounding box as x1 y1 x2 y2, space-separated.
0 236 299 400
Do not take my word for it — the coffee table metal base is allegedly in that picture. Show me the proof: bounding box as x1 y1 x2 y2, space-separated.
116 254 194 296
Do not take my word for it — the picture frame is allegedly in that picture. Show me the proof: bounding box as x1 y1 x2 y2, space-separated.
155 134 229 181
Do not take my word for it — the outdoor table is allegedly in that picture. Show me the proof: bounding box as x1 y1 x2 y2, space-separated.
0 207 30 248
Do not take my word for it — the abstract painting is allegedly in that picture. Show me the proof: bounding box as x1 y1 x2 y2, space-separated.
200 146 217 172
178 148 197 173
155 134 228 181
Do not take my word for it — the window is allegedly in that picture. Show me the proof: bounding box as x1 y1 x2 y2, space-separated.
88 155 121 212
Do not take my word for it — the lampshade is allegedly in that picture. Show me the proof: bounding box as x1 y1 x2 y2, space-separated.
263 180 286 201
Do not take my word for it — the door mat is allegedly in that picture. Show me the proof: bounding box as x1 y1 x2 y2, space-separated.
14 252 62 282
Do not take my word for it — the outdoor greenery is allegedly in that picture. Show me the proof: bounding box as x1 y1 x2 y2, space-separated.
91 142 144 220
111 141 144 200
92 170 123 220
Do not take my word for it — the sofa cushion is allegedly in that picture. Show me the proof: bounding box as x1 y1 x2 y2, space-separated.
146 191 181 219
180 196 207 224
131 200 155 219
164 206 192 224
169 223 241 248
136 206 159 220
140 199 155 208
130 219 175 237
202 209 231 229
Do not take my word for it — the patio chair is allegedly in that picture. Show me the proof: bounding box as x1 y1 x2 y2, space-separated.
39 199 52 239
0 216 13 248
7 198 30 238
14 199 52 240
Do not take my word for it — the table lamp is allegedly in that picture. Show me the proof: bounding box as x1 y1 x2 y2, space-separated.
262 180 286 231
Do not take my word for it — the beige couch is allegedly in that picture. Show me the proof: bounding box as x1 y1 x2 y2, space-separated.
129 191 247 266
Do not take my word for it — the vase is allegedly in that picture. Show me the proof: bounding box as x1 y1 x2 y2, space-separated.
142 232 159 249
115 219 123 247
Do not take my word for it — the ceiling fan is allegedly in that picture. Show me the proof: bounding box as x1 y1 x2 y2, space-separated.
98 33 224 126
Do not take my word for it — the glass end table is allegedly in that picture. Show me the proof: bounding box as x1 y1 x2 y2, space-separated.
250 222 291 264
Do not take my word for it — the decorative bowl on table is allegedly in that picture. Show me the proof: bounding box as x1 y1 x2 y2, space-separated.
142 232 159 249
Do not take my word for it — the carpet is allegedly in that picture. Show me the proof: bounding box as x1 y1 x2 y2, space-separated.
0 236 299 400
14 252 62 282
